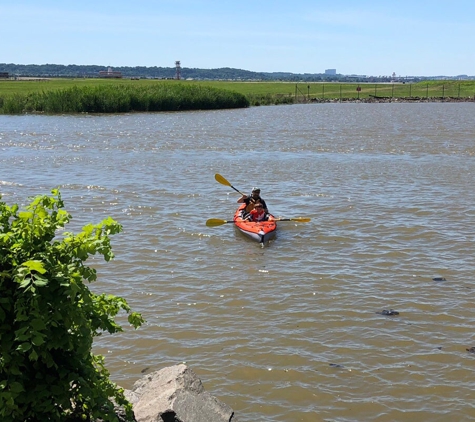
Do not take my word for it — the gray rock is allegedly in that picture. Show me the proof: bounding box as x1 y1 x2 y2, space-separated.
124 364 237 422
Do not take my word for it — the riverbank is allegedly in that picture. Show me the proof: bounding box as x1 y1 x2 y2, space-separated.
1 79 475 112
307 96 474 103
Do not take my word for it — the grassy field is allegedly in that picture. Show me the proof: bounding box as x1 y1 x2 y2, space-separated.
191 80 475 101
0 78 474 112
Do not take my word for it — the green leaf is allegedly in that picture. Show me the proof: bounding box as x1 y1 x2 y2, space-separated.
6 395 14 407
32 335 45 347
9 382 25 394
18 211 33 220
19 279 31 289
9 366 22 376
128 312 145 329
29 349 39 361
21 260 47 274
16 343 31 352
33 276 49 287
15 334 30 342
30 319 46 331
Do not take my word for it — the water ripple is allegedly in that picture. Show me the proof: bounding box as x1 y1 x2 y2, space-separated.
1 104 475 421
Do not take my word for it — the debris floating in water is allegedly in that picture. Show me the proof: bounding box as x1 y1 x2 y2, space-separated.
376 309 400 316
432 277 447 281
328 363 352 372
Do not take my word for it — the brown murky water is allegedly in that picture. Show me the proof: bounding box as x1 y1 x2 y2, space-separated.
1 103 475 421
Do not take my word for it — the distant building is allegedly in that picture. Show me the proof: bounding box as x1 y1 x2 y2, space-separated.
325 69 337 75
99 67 122 78
0 72 9 79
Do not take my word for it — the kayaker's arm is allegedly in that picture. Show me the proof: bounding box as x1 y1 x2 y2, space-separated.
237 194 248 203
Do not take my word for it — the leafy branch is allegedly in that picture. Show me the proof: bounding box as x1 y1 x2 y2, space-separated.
0 189 144 421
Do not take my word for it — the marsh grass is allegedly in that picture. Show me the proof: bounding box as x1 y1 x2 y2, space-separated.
0 79 474 114
0 83 249 114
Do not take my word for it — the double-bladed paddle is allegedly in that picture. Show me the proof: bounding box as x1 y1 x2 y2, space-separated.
206 217 311 227
214 173 246 196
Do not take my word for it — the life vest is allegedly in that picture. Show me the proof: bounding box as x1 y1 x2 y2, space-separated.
250 208 267 222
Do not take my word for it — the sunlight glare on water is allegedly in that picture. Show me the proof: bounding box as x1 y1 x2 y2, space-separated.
1 103 475 421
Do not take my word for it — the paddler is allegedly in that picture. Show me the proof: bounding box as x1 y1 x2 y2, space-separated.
247 202 271 222
237 187 268 214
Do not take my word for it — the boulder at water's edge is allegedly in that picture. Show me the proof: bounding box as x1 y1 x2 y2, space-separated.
124 364 238 422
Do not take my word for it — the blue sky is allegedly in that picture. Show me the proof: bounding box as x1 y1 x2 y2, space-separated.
1 1 473 77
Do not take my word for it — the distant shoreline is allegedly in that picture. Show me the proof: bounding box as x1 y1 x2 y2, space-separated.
307 96 474 104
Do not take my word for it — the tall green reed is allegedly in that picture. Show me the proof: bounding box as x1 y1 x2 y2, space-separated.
0 83 249 114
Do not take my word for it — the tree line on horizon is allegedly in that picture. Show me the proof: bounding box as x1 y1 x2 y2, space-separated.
2 63 469 82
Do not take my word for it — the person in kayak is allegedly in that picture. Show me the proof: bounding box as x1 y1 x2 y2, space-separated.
239 197 256 219
247 202 272 222
237 187 268 213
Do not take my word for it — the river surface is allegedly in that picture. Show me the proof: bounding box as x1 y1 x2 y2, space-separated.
1 103 475 421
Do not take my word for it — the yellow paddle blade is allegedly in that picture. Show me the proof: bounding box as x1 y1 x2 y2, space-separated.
214 173 246 196
214 174 231 187
206 218 233 227
276 217 311 222
290 217 311 222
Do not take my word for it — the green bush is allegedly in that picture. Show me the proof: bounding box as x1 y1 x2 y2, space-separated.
0 190 144 421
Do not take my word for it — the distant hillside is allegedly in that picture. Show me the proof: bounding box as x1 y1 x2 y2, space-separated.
0 63 472 82
0 63 371 82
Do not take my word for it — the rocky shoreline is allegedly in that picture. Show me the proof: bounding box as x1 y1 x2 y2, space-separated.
308 96 474 103
116 364 238 422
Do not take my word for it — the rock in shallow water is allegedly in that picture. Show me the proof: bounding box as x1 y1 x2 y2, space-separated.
123 364 237 422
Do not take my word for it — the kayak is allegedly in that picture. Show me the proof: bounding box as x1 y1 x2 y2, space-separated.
233 204 277 244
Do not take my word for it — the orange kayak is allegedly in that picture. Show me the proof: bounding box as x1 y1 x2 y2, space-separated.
233 204 277 244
